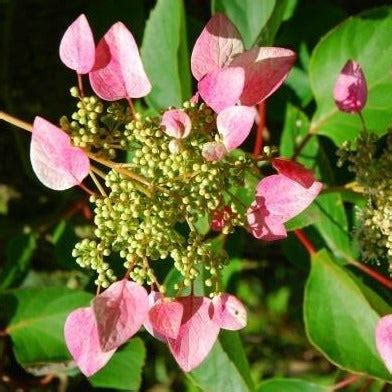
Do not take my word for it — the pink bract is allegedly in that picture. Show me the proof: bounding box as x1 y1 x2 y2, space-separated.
191 13 244 81
376 315 392 373
333 60 367 113
161 109 192 139
89 22 151 101
198 67 245 113
59 14 95 74
191 14 296 109
143 291 167 342
149 299 184 339
92 279 149 351
202 142 227 162
230 47 296 106
247 174 322 241
64 307 115 377
167 296 220 372
30 116 90 190
272 158 316 188
217 105 256 151
213 294 247 331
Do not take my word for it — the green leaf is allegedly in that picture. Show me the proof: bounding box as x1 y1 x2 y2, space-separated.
0 233 36 289
141 0 191 110
280 104 353 257
285 204 321 231
304 250 391 381
256 0 296 45
190 331 255 392
211 0 276 48
309 7 392 145
258 378 328 392
4 287 92 365
90 338 146 390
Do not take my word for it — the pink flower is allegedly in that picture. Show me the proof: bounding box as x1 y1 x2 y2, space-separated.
30 117 90 190
166 296 220 372
247 173 322 241
145 293 247 372
333 60 367 113
192 14 296 112
161 109 191 139
59 14 95 74
89 22 151 101
212 293 247 331
376 315 392 373
64 280 148 376
272 158 315 188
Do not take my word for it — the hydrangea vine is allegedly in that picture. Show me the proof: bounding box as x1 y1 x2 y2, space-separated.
2 13 324 375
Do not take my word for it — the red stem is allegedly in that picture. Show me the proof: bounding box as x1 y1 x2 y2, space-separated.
332 374 361 390
348 258 392 290
294 229 316 255
253 102 265 157
77 73 84 97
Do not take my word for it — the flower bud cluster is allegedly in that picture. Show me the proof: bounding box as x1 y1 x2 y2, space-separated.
60 88 131 159
339 130 392 269
70 97 254 293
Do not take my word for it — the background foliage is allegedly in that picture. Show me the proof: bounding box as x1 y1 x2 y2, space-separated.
0 0 391 391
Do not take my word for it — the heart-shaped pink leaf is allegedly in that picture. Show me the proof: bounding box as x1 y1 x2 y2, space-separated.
92 279 148 351
217 105 256 151
161 109 192 139
30 116 90 190
230 47 296 106
202 142 227 162
272 158 316 188
59 14 95 74
256 174 322 221
89 22 151 101
149 299 184 339
333 60 367 113
167 296 220 372
247 199 287 241
64 307 115 377
198 67 245 113
143 291 167 342
376 315 392 373
191 13 244 81
212 294 247 331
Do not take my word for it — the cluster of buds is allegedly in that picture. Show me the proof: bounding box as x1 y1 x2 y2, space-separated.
334 59 391 270
11 14 323 374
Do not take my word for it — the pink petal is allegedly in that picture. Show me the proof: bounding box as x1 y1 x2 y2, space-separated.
256 174 322 221
272 158 316 188
167 296 220 372
198 67 245 113
149 299 184 339
376 315 392 373
92 279 148 351
59 14 95 74
230 47 296 106
217 106 256 151
30 117 90 190
212 294 247 330
191 13 244 81
333 60 367 113
143 291 167 342
211 206 232 232
201 142 227 162
89 22 151 101
247 199 288 241
64 307 115 377
161 109 192 139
